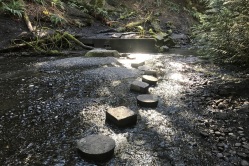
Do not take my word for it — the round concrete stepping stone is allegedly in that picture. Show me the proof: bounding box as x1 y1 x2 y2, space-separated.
130 80 149 93
106 106 137 127
138 65 151 71
142 75 158 85
131 61 145 68
144 70 158 77
77 135 115 162
137 94 158 108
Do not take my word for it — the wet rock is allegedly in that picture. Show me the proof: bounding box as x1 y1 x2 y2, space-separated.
218 102 226 109
106 106 137 127
237 152 248 158
142 75 158 85
160 46 170 52
219 137 226 141
85 49 120 57
200 131 209 138
235 143 242 147
238 127 244 131
237 103 249 114
215 112 228 120
130 80 149 93
243 144 249 150
136 94 158 108
217 153 223 158
77 135 115 162
241 160 249 166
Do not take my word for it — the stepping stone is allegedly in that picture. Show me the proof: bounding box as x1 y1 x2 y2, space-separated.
138 66 158 77
142 75 158 85
144 70 158 77
137 94 158 108
131 61 145 68
138 65 151 71
77 134 115 162
106 106 137 127
130 80 149 93
85 49 120 57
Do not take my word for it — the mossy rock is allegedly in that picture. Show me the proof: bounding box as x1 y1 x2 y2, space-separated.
85 49 121 57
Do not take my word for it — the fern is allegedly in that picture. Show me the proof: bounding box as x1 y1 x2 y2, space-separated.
2 0 24 17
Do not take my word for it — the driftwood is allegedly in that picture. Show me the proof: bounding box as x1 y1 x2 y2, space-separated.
125 13 152 29
0 31 93 54
3 0 93 54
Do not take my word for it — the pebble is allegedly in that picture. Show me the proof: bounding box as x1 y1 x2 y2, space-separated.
241 160 249 166
237 152 248 158
242 144 249 150
215 131 222 136
235 143 242 147
217 153 223 158
238 127 244 131
219 137 226 141
200 131 209 138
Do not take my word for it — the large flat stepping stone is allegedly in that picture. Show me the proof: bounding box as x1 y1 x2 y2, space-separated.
106 106 137 127
130 80 149 93
138 66 158 77
77 135 115 162
131 61 145 68
137 94 158 108
85 49 120 57
142 75 158 85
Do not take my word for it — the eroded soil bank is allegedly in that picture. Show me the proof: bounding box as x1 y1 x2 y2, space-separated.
0 49 249 165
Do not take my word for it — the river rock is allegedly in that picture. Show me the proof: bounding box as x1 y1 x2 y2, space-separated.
241 160 249 166
130 80 149 93
85 49 120 57
142 75 158 85
106 106 137 127
77 135 115 162
137 94 158 108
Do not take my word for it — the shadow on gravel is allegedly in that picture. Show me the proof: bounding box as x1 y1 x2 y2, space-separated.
1 52 248 165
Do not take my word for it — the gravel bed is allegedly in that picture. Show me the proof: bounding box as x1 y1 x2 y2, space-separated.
0 50 249 165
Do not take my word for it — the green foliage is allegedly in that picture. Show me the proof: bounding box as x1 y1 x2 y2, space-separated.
192 0 249 65
49 13 66 25
0 0 24 17
51 0 64 10
33 0 45 5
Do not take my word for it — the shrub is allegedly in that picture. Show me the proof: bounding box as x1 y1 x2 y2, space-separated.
192 0 249 65
0 0 24 17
